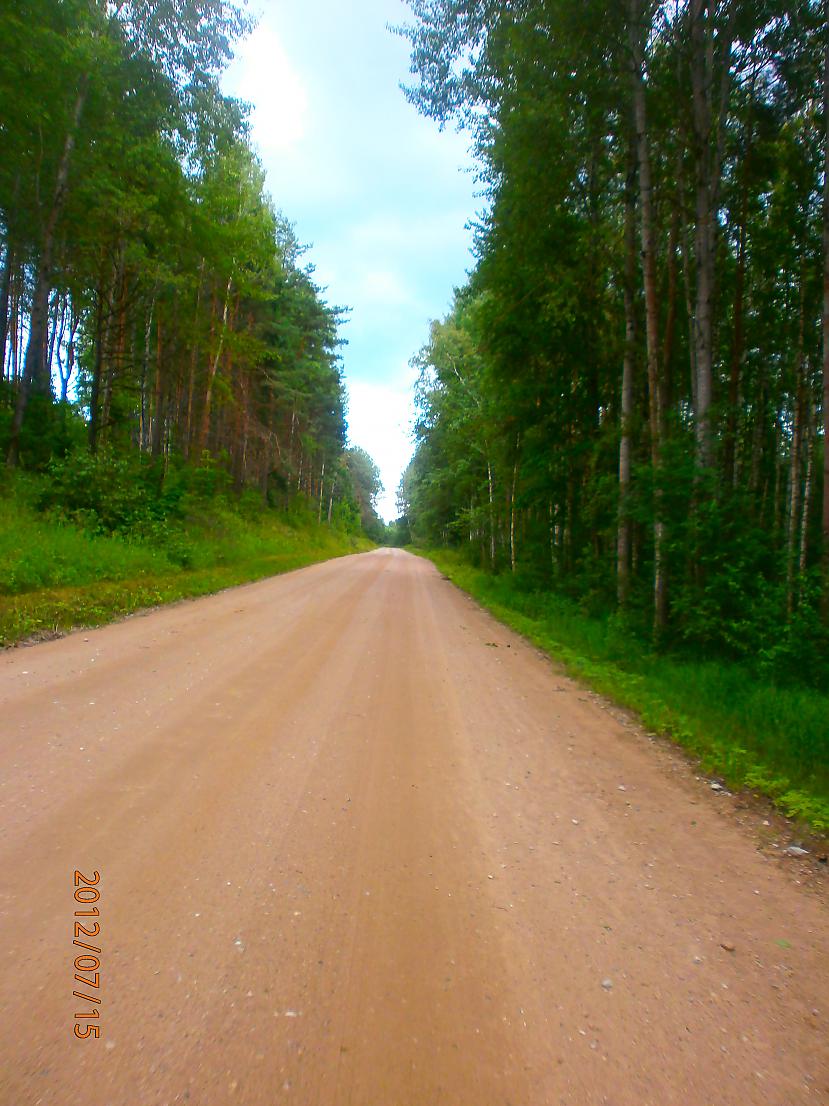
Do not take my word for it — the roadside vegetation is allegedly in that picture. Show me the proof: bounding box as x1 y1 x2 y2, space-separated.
0 2 386 644
394 4 829 832
416 548 829 833
0 458 374 647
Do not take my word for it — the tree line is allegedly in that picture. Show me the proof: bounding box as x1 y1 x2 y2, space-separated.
396 0 829 684
0 0 381 532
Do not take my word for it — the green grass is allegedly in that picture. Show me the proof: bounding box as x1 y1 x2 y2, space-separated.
415 548 829 834
0 495 372 646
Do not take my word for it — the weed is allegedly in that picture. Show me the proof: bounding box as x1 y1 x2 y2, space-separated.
0 492 371 645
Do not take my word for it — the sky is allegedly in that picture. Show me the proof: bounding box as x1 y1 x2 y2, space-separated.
222 0 480 521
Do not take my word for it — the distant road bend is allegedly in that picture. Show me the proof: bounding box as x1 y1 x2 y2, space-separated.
1 548 827 1105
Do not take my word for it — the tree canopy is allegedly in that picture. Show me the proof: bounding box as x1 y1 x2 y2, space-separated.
0 0 375 533
397 0 829 685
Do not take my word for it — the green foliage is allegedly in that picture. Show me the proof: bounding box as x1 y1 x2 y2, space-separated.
0 0 372 544
398 0 829 689
39 449 164 533
0 472 372 644
342 447 386 540
0 494 175 596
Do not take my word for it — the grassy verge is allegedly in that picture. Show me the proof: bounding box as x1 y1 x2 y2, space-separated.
415 547 829 833
0 496 372 646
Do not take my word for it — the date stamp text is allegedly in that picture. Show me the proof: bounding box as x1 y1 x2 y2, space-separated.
72 870 101 1039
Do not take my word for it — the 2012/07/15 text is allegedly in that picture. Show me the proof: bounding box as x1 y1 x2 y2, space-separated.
72 870 101 1039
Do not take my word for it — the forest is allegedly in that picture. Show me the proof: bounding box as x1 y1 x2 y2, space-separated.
0 0 385 563
396 0 829 692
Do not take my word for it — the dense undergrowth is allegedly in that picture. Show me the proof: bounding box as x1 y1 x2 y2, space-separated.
417 548 829 834
0 454 372 645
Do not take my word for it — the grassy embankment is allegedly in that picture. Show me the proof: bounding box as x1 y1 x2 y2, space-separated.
0 489 371 646
416 548 829 833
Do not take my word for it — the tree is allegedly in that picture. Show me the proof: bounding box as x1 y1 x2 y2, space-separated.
399 0 829 683
0 1 379 539
822 0 829 619
344 447 385 540
3 0 250 464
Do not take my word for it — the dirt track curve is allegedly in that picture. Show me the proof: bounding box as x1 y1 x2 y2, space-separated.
1 548 827 1105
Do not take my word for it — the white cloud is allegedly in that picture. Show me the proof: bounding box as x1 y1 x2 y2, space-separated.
224 24 309 157
346 210 474 255
353 269 415 310
223 0 479 509
347 375 417 522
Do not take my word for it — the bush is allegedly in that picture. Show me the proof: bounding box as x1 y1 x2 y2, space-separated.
39 448 164 534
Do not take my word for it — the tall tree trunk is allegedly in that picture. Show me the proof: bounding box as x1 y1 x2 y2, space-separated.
629 0 668 638
749 368 766 497
242 375 252 485
618 146 637 607
786 346 804 617
689 0 733 471
9 266 21 384
724 207 748 487
9 266 20 385
548 501 556 576
89 283 106 453
8 77 89 466
773 415 785 540
151 311 165 458
689 0 715 469
57 307 78 402
723 81 755 487
99 248 126 447
677 171 698 415
0 244 14 379
66 318 77 402
139 297 155 450
198 277 232 456
661 179 681 413
486 454 496 566
800 405 813 579
48 292 67 382
184 258 205 459
822 0 829 622
509 444 519 574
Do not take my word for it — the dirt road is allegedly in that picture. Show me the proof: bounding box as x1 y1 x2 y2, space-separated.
1 548 826 1105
